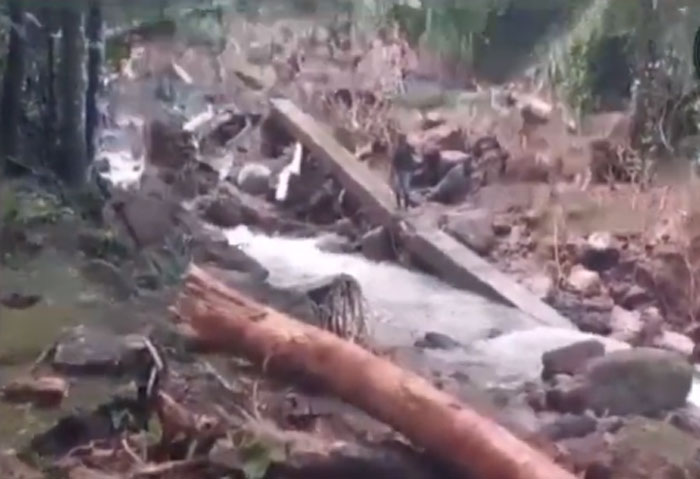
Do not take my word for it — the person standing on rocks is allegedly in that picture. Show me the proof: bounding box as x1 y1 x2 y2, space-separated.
391 133 418 209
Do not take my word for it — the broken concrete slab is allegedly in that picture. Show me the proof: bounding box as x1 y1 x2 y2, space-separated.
269 98 572 329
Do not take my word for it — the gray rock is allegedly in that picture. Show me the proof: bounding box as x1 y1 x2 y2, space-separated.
669 406 700 439
203 195 244 228
546 376 588 414
609 306 643 343
582 348 693 416
606 417 700 479
654 330 695 358
443 209 495 256
192 236 268 281
414 332 462 350
540 413 597 441
428 162 471 205
541 340 605 381
316 234 355 254
566 265 601 297
94 157 111 174
360 226 394 262
620 284 652 310
236 163 272 196
523 274 555 301
51 327 138 375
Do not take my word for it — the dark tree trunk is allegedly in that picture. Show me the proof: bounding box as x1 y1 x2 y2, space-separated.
42 8 59 164
85 0 104 164
0 0 27 169
57 7 88 186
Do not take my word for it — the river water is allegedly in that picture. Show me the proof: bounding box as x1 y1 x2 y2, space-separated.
222 225 700 404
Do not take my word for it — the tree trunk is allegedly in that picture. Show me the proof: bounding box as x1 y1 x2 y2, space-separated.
57 6 87 186
41 8 58 164
173 265 577 479
0 0 27 169
85 0 104 163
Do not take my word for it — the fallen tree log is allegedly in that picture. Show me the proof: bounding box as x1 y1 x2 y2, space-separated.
173 265 576 479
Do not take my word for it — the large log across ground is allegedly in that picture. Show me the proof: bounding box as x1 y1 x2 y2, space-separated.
268 98 571 328
173 265 576 479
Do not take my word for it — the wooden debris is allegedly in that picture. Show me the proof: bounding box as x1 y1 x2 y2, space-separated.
172 265 577 479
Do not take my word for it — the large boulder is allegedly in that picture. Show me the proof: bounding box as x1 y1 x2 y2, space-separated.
146 119 197 170
566 265 602 297
51 327 141 376
236 163 272 196
443 209 495 256
541 340 605 381
606 417 700 479
582 348 693 416
360 226 395 262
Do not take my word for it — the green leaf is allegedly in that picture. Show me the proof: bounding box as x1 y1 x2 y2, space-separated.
240 441 273 479
146 415 163 445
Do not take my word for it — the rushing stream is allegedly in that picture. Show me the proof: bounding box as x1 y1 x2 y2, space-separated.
224 225 700 405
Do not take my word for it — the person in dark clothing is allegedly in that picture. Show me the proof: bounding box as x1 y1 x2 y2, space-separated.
391 134 417 209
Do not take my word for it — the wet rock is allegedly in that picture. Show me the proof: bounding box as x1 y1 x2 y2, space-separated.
236 163 272 196
192 235 269 281
147 119 197 170
575 314 613 336
597 416 626 434
317 234 356 254
607 417 700 479
654 331 695 358
551 292 613 335
539 414 597 441
558 433 610 476
414 332 462 350
94 157 111 174
541 340 605 381
619 284 652 310
443 209 495 256
332 218 358 239
566 265 602 297
2 376 68 408
609 306 643 343
580 232 619 272
51 327 137 376
582 348 693 416
202 189 254 228
0 292 41 310
80 259 135 300
360 226 394 262
492 216 512 236
669 406 700 439
545 376 587 414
